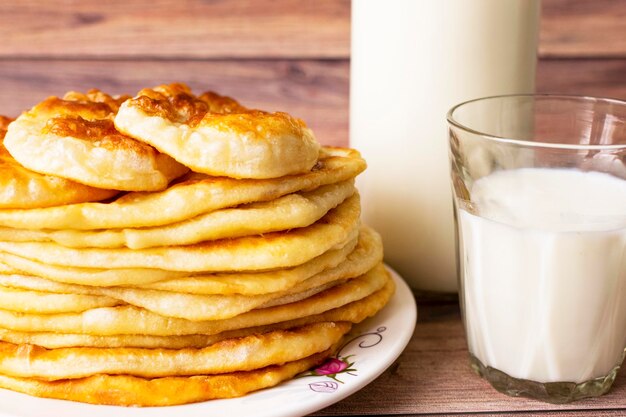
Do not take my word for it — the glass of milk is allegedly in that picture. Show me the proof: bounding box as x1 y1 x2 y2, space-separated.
448 94 626 403
351 0 540 292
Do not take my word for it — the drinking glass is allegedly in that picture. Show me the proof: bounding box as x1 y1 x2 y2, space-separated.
448 94 626 403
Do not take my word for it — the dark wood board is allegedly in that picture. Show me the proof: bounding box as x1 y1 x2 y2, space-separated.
1 58 624 149
0 59 349 147
0 0 624 59
0 0 351 59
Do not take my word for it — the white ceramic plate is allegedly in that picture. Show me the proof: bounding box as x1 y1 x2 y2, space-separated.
0 268 416 417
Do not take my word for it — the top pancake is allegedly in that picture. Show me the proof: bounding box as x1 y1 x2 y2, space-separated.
0 116 117 208
114 83 321 179
4 90 188 191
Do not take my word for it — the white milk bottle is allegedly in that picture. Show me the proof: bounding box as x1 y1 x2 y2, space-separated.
350 0 540 291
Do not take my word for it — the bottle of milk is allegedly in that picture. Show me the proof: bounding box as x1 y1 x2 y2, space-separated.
350 0 540 292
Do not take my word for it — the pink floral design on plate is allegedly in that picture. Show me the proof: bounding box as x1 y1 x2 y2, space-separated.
298 354 356 384
298 326 387 391
314 358 349 375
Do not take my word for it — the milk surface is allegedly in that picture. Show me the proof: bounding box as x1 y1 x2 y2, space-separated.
460 168 626 383
351 0 539 292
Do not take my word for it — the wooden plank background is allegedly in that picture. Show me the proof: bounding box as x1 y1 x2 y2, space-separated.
0 0 625 148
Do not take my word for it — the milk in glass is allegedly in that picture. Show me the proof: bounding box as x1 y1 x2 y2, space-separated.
459 168 626 382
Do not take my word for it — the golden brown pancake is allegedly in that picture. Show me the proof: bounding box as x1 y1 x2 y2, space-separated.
0 275 394 349
138 232 360 294
0 322 350 379
0 264 391 336
0 350 331 406
0 253 189 286
0 147 365 230
0 232 358 287
0 194 361 271
0 286 118 314
0 116 117 208
4 90 188 191
0 227 382 320
0 228 381 321
115 83 320 179
0 180 355 249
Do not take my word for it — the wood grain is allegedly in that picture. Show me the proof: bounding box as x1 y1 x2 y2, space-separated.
0 59 349 147
313 300 626 416
1 0 624 59
1 58 623 150
536 59 626 99
540 0 626 58
0 0 350 59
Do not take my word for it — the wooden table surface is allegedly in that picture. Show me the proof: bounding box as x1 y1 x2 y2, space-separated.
313 295 626 417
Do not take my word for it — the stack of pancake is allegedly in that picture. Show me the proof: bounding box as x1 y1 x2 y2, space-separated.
0 84 393 406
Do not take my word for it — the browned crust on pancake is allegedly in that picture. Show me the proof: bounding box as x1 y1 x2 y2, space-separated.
4 89 188 191
0 116 118 208
131 83 211 126
62 89 130 112
0 349 331 406
0 117 11 136
127 82 309 135
0 322 351 379
33 95 161 159
42 117 158 157
33 88 129 121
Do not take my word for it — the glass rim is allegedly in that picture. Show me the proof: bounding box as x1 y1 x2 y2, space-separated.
447 93 626 150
